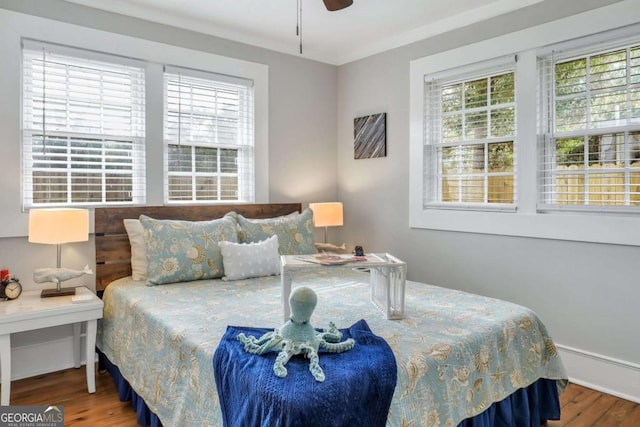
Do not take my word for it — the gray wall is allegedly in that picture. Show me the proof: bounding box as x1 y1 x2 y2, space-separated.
336 0 640 367
0 0 339 284
0 0 339 373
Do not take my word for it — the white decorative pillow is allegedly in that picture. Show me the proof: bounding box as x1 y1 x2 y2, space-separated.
219 235 281 281
124 219 147 281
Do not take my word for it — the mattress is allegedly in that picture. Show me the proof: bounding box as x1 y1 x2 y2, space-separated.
96 269 567 426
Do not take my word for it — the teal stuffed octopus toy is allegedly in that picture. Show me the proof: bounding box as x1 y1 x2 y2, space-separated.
237 286 355 382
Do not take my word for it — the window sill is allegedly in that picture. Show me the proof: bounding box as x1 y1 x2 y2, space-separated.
410 206 640 247
425 202 517 213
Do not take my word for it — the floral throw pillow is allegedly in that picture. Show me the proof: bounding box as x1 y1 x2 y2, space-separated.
234 209 316 255
139 215 238 285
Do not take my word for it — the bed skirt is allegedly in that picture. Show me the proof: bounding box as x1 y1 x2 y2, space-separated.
98 351 162 427
98 351 560 427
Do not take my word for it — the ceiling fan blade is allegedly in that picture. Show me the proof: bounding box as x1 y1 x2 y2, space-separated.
322 0 353 11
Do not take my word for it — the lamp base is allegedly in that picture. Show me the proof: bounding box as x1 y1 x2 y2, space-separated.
41 287 76 298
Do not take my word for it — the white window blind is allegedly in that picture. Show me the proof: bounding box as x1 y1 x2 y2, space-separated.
163 67 254 203
21 40 146 207
424 64 517 210
538 42 640 212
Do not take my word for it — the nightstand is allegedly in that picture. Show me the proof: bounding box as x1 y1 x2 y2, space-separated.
0 286 103 405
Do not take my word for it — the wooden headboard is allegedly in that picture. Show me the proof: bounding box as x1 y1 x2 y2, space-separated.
94 203 302 292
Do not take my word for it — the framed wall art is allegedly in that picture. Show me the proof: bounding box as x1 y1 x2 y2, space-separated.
354 113 386 159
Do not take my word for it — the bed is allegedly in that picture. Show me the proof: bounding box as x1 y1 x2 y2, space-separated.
95 203 567 427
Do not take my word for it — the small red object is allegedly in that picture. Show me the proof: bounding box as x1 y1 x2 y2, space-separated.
0 269 9 281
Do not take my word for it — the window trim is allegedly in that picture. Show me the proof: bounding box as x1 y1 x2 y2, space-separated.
1 8 269 238
410 4 640 247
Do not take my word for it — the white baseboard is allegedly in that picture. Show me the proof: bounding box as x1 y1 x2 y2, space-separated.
557 344 640 404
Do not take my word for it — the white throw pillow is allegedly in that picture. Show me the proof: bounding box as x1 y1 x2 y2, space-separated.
219 235 281 281
124 219 148 281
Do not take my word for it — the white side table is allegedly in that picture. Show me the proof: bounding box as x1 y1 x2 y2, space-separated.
0 286 103 405
280 253 407 322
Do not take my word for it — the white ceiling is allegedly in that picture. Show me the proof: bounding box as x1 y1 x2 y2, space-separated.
65 0 544 65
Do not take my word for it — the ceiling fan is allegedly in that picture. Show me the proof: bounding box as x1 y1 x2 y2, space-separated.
322 0 353 11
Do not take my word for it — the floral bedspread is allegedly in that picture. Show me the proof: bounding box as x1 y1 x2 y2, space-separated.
97 270 567 427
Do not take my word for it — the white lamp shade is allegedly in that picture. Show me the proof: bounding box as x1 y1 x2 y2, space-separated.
28 208 89 244
309 202 343 227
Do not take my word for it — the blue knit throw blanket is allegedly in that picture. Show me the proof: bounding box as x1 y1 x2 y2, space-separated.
213 319 397 427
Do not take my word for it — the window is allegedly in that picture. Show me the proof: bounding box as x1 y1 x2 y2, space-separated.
164 67 254 203
22 41 145 207
424 64 516 210
539 42 640 211
410 10 640 245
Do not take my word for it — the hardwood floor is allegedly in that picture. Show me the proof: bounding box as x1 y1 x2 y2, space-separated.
7 366 640 426
547 382 640 427
10 366 139 427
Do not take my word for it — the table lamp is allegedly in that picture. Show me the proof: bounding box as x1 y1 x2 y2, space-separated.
309 202 343 243
28 208 89 297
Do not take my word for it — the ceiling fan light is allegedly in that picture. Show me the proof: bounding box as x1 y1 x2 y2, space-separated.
322 0 353 12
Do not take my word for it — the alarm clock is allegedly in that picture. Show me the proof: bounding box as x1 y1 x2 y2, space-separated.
1 278 22 300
